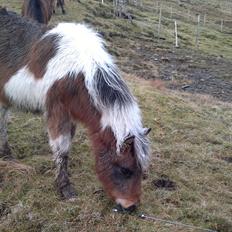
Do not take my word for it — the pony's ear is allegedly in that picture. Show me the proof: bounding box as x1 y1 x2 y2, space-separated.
123 135 135 145
120 135 135 153
143 128 151 136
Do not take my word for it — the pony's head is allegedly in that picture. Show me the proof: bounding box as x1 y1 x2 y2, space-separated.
95 128 151 211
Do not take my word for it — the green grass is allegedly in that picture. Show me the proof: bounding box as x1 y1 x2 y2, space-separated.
1 76 232 232
0 0 232 231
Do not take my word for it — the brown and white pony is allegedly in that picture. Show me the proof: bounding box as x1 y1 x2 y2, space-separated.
0 8 150 211
22 0 55 24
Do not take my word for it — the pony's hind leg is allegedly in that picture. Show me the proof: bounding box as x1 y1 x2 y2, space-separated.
47 114 76 200
0 106 12 159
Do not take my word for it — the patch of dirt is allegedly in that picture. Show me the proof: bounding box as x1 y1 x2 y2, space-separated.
0 202 11 218
221 156 232 163
152 177 177 191
164 198 180 206
159 50 232 103
117 39 232 102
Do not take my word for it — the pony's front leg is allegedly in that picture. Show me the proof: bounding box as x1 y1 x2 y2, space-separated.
0 106 12 159
47 117 76 200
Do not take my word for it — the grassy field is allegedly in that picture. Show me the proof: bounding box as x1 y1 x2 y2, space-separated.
0 0 232 232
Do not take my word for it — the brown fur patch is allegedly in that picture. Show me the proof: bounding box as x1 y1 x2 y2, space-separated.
95 143 142 205
46 73 102 139
93 128 142 205
28 34 58 79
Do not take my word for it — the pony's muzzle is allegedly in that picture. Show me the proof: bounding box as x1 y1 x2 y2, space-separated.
113 203 137 213
115 198 139 212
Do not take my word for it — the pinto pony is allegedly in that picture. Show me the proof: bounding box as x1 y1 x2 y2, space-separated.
22 0 55 24
0 9 150 211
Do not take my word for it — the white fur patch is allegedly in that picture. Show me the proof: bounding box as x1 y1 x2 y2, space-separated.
4 67 48 110
101 103 141 148
49 134 71 164
116 198 136 208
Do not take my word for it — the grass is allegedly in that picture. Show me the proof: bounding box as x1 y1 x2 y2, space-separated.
1 76 232 232
0 0 232 231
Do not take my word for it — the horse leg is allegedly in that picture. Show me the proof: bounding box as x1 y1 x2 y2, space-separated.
47 114 76 200
60 0 66 14
52 0 56 14
0 105 12 159
61 7 66 14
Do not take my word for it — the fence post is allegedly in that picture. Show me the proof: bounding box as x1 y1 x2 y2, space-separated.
174 20 179 47
157 1 160 14
203 14 206 25
195 14 200 48
221 19 224 32
188 9 191 20
157 5 162 40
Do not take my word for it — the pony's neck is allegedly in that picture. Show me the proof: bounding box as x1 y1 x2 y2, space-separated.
47 73 117 154
67 75 116 152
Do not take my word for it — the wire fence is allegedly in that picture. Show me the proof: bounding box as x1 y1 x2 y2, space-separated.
134 1 232 50
101 0 232 51
152 3 232 32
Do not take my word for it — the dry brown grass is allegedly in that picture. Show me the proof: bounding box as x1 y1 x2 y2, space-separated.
0 160 34 175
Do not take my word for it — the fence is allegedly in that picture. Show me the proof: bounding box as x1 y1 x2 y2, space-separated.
154 3 232 48
101 0 232 50
139 1 232 49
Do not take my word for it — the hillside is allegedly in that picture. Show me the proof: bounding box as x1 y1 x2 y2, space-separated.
0 1 232 232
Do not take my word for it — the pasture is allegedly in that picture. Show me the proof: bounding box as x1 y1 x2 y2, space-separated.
0 0 232 231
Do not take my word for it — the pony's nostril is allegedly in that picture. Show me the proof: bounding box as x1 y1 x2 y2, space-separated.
124 204 137 212
113 204 137 213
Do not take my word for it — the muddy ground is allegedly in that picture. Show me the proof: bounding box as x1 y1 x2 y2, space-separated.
117 39 232 102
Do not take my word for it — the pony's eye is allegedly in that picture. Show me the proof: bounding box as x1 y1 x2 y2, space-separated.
120 167 133 178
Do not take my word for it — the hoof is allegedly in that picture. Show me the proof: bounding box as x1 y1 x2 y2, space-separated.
62 10 66 15
57 183 77 200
